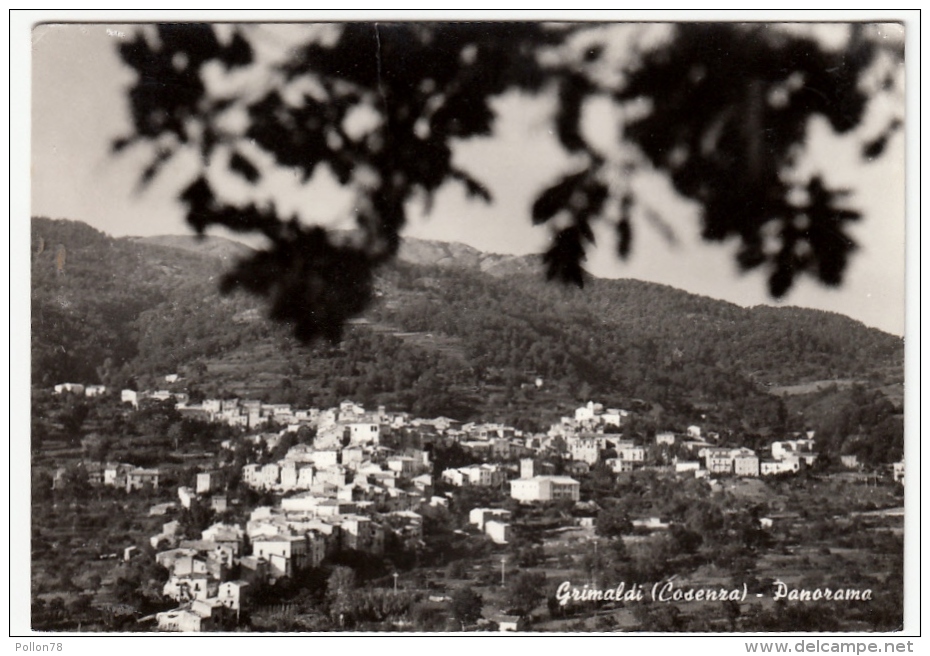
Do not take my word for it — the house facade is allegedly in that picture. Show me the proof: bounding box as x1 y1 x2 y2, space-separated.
510 476 580 502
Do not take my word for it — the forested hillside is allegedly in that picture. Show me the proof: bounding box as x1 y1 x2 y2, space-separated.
31 218 270 386
31 217 903 447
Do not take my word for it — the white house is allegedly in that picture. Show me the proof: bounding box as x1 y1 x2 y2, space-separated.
150 520 181 549
469 507 512 531
840 455 860 469
339 400 365 417
157 608 208 632
248 410 270 429
601 410 624 428
569 438 601 465
387 456 416 478
510 476 580 502
701 447 757 476
733 455 759 477
605 458 633 473
615 444 645 462
493 615 524 632
574 401 604 422
312 450 340 468
246 463 279 489
705 451 734 474
411 474 433 492
342 447 365 468
104 463 133 488
348 422 380 445
338 514 383 554
442 467 467 487
656 431 676 446
280 492 321 513
201 523 244 555
893 460 904 484
442 464 505 487
163 573 215 602
771 439 816 460
126 467 160 492
196 471 224 495
760 457 800 476
178 486 195 509
218 580 250 611
280 462 316 490
251 535 310 579
485 520 511 544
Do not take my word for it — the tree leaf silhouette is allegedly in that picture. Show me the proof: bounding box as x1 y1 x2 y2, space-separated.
113 22 902 342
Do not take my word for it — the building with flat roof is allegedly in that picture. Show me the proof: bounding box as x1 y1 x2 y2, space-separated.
510 476 580 502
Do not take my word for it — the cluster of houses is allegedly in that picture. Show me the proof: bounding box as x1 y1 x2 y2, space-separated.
150 476 428 630
670 436 819 478
53 387 888 506
152 521 249 632
469 508 512 544
46 383 905 631
235 441 435 507
141 400 590 631
53 382 107 397
441 463 507 488
121 388 189 409
52 461 161 493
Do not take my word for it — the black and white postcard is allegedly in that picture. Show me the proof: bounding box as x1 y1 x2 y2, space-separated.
14 10 918 647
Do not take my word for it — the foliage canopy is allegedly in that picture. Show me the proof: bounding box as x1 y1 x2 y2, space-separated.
115 22 903 342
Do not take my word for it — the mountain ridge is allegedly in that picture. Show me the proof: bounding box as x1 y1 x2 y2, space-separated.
129 230 543 279
124 229 899 337
31 218 902 428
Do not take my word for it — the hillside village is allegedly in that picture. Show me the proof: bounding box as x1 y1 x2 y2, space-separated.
28 219 906 633
26 14 908 634
37 379 905 632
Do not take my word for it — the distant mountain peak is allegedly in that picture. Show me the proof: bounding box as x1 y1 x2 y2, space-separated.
127 234 254 262
397 236 540 278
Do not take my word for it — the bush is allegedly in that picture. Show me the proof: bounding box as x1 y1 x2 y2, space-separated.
445 560 467 580
411 602 449 631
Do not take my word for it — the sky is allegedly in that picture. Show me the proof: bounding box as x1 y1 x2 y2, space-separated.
26 19 908 336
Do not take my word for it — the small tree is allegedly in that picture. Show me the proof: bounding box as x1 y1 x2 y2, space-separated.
450 586 483 629
412 602 450 631
296 425 317 446
167 423 184 451
54 463 92 501
269 431 298 462
503 571 547 618
178 498 215 539
60 399 90 443
81 432 112 462
445 559 467 580
326 566 358 626
595 506 633 538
